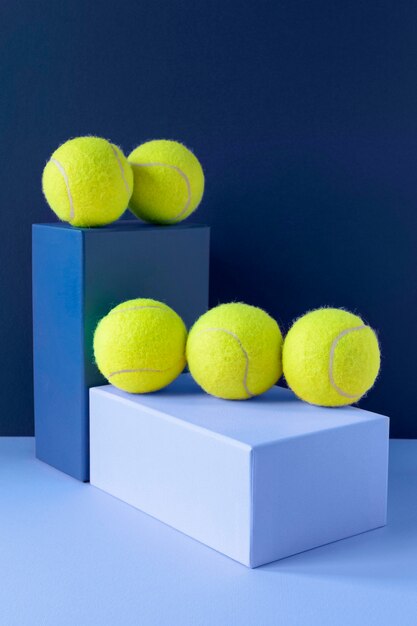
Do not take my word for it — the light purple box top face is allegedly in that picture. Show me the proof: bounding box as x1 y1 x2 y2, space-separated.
94 374 386 448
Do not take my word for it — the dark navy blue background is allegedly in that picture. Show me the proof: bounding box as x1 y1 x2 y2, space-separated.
1 1 416 436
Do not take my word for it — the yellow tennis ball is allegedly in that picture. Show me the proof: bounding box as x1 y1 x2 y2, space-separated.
186 303 283 400
128 139 204 224
94 298 187 393
42 136 133 227
283 308 381 407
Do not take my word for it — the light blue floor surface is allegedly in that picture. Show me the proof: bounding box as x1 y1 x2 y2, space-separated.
1 438 416 626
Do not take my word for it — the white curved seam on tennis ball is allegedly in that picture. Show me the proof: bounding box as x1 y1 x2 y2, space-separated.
109 358 185 378
50 157 75 221
328 325 366 398
193 327 253 398
111 145 131 196
130 162 191 221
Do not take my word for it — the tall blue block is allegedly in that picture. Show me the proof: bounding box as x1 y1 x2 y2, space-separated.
32 221 210 481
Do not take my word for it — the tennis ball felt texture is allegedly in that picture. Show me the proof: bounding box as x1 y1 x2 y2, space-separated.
42 136 133 227
128 139 204 224
94 298 187 393
186 303 283 400
283 308 380 407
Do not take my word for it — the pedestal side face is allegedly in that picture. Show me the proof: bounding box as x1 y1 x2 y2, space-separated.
250 417 390 567
90 388 252 566
33 226 87 479
83 226 210 351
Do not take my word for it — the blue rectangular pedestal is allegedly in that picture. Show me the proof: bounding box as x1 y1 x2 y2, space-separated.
33 222 210 481
90 374 389 568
